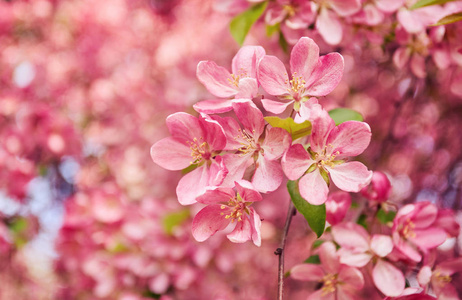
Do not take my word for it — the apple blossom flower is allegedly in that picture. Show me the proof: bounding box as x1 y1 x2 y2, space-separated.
258 37 344 114
194 46 266 114
392 201 447 262
192 180 262 246
417 258 462 300
291 241 364 300
214 101 291 193
282 107 372 205
150 112 228 205
264 0 315 30
332 222 405 297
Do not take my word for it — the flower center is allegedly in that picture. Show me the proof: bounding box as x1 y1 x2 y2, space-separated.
285 72 306 100
401 219 416 239
283 4 296 17
187 137 210 164
220 194 248 222
321 273 338 296
227 70 248 88
235 129 259 156
314 144 340 169
434 271 452 286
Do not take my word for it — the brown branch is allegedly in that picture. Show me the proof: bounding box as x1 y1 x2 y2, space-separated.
275 201 296 300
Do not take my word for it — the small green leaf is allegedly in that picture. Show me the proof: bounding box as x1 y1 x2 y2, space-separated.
376 209 396 225
162 210 190 235
312 240 325 249
431 12 462 26
230 2 268 45
304 254 321 264
266 23 280 37
9 217 28 234
264 116 312 140
287 180 326 238
357 214 368 230
328 108 364 125
278 32 289 53
410 0 457 9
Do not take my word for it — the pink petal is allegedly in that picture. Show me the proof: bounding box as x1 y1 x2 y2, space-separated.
291 264 325 281
319 241 340 274
257 55 291 96
397 9 425 34
200 115 227 150
372 259 405 297
261 127 291 160
338 265 364 289
226 216 252 243
393 47 411 70
290 37 320 81
282 144 313 180
329 0 361 17
375 0 404 13
220 154 252 187
196 187 235 205
196 61 237 98
412 202 437 228
371 235 393 257
337 249 373 267
252 156 284 193
410 53 426 78
192 205 230 242
261 98 294 114
393 234 422 262
326 162 373 193
417 265 432 286
410 228 447 250
332 222 370 252
316 8 343 46
235 78 259 99
209 115 242 150
166 112 204 142
305 52 344 97
235 180 262 203
326 121 371 157
249 208 262 246
307 289 335 300
299 170 329 205
150 137 191 171
193 99 234 114
309 107 336 153
232 101 265 138
232 45 266 79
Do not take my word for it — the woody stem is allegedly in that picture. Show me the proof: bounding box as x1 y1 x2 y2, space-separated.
275 201 296 300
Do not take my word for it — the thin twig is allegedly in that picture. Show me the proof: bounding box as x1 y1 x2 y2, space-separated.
275 201 296 300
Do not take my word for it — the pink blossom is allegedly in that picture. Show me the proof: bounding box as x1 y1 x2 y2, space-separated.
258 37 343 114
417 258 462 300
191 180 262 246
360 171 392 202
150 112 228 205
291 241 364 300
282 108 372 205
392 202 447 262
325 191 351 225
214 101 291 193
332 222 405 297
264 0 315 30
194 46 266 114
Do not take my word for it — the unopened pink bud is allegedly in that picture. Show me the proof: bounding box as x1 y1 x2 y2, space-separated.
326 191 351 225
361 171 391 202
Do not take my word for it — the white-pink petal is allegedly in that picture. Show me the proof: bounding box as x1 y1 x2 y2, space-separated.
291 264 325 281
193 99 234 114
227 216 252 243
232 45 266 79
192 205 230 242
258 55 291 96
233 101 265 138
290 37 320 81
371 235 394 257
261 99 294 114
150 137 191 171
196 61 237 98
327 161 373 193
305 52 344 97
299 169 329 205
282 144 313 180
261 127 291 160
372 259 405 297
326 121 371 157
252 156 283 193
316 8 343 46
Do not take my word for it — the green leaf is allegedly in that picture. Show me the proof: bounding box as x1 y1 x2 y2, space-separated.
266 23 280 37
278 31 289 53
287 180 326 238
182 163 198 175
304 254 321 264
376 209 396 225
312 240 325 249
264 116 312 140
357 213 368 230
230 2 268 45
162 210 190 235
410 0 458 10
431 12 462 26
328 108 364 125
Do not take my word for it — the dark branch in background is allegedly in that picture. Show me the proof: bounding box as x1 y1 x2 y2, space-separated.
275 201 296 300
